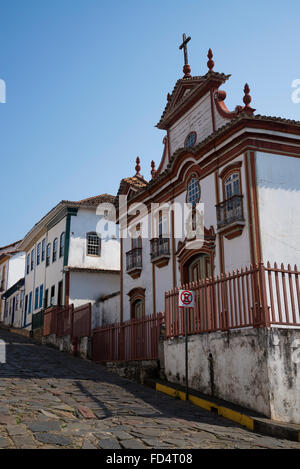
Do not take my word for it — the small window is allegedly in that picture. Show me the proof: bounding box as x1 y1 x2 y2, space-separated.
185 131 197 148
31 249 35 271
41 239 46 262
87 233 101 256
44 289 49 309
37 243 41 265
187 177 200 207
59 232 65 258
26 255 30 275
52 238 58 262
28 292 32 314
34 287 39 310
50 285 55 305
46 243 51 267
39 285 43 309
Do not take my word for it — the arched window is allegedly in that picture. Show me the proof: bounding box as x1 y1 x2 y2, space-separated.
132 299 144 319
128 288 145 320
59 232 65 258
52 238 58 262
187 177 200 206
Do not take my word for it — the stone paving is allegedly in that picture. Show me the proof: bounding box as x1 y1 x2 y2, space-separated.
0 329 299 449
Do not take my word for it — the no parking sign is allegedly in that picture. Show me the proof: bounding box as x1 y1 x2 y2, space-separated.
178 290 194 308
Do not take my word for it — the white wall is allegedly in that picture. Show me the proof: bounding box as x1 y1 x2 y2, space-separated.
99 293 120 326
7 252 25 289
68 208 120 271
69 271 120 329
168 92 213 157
256 152 300 267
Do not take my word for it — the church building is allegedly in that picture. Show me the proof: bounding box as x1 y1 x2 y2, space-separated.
117 36 300 322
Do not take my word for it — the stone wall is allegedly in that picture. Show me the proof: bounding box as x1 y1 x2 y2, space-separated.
163 327 300 424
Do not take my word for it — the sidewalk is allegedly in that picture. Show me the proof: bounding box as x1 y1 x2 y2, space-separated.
145 378 300 443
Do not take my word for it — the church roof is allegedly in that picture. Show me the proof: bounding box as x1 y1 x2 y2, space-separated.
128 112 300 201
156 71 230 130
116 175 148 198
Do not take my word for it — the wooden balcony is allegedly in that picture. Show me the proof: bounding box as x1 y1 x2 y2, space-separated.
150 238 170 268
216 195 245 239
126 248 142 279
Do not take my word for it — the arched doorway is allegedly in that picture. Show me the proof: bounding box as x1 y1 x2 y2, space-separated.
186 253 211 283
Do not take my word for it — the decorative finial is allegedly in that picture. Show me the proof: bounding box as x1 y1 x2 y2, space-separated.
243 83 255 113
151 160 157 179
207 49 214 71
179 34 191 78
135 157 141 176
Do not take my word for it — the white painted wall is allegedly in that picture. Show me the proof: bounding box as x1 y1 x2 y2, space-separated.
68 208 120 271
256 152 300 267
7 252 25 289
69 271 120 329
168 92 213 157
99 293 120 326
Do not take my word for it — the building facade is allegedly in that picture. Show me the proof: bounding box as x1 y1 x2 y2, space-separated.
117 49 300 322
19 194 120 330
0 240 25 323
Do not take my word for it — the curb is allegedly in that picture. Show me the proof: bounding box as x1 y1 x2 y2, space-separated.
147 379 300 443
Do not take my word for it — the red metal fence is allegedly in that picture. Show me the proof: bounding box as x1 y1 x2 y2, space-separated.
92 313 164 362
165 262 300 338
57 305 74 338
43 303 91 338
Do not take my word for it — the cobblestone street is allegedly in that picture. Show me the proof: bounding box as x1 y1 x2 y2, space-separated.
0 329 299 450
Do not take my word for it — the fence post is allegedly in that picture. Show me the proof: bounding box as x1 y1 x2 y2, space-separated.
259 262 270 327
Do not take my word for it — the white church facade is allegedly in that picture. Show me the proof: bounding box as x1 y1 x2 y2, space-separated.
117 47 300 323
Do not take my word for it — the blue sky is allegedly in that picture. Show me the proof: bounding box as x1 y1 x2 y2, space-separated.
0 0 300 246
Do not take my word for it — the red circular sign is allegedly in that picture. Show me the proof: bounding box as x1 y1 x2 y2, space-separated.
180 290 193 305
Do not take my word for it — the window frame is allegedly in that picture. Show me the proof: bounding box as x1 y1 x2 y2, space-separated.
46 243 51 267
59 232 65 258
184 131 197 149
52 238 58 263
41 238 46 262
37 242 41 266
186 174 201 207
86 232 101 257
30 249 35 271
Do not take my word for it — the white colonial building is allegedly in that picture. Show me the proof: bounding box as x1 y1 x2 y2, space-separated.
19 194 120 330
117 47 300 322
0 240 25 325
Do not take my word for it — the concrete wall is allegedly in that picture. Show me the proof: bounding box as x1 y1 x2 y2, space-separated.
99 292 120 326
163 327 300 423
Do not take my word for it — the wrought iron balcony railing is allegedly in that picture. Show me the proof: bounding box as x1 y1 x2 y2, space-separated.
216 195 244 229
126 248 142 272
150 238 170 261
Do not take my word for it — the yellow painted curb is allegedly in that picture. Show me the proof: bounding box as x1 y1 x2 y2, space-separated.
156 383 254 431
